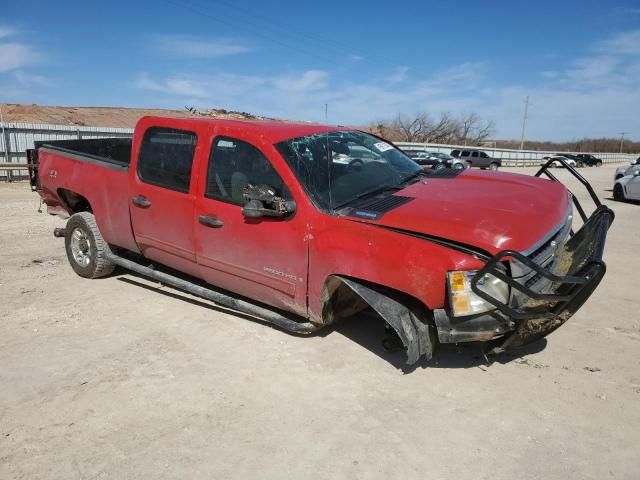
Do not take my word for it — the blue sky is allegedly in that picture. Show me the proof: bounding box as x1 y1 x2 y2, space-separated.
1 0 639 141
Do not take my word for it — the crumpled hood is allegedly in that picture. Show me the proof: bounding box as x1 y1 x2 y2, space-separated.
370 170 570 255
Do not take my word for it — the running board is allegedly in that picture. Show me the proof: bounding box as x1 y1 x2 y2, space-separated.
106 253 319 335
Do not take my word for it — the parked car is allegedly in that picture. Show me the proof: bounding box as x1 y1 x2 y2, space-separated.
575 154 603 167
614 170 640 201
540 155 576 168
450 149 501 170
26 116 613 366
615 157 640 180
405 151 468 170
560 154 585 168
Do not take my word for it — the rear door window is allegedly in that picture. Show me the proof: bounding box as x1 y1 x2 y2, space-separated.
138 127 197 193
471 151 479 157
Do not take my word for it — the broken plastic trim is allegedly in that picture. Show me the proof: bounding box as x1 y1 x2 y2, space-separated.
335 277 435 365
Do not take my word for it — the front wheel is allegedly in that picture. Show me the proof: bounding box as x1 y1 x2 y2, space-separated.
489 163 499 171
613 183 625 201
65 212 115 278
452 162 465 170
597 161 603 167
433 163 446 171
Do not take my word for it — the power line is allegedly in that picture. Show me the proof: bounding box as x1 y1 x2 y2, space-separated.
164 0 349 68
164 0 402 73
519 95 529 150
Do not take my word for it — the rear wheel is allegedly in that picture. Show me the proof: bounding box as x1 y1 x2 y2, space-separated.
613 183 625 201
596 161 603 167
489 162 499 171
64 212 114 278
433 163 446 170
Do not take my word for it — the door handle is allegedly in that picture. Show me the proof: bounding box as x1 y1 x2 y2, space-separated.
132 195 151 208
199 215 224 228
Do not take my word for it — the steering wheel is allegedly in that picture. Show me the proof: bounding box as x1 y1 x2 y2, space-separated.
346 158 364 172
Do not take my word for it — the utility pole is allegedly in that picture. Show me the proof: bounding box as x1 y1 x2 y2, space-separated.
0 104 8 164
619 132 628 153
519 96 529 150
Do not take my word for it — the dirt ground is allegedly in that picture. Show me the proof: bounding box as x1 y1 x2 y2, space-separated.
1 165 638 479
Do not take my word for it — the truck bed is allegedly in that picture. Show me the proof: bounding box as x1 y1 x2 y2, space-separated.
35 137 132 170
30 137 139 253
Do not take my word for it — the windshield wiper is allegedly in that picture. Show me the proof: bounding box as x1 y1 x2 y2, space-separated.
399 169 427 185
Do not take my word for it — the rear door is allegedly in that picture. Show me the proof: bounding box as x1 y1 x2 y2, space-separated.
478 151 491 167
469 151 479 167
129 126 202 276
194 135 308 316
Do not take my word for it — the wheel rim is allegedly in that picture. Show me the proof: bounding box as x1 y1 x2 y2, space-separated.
70 227 92 267
490 164 498 170
434 164 445 170
453 163 464 170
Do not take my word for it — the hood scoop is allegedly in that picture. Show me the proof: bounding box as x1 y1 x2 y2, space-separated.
348 195 414 220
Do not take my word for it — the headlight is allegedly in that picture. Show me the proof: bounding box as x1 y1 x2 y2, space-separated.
447 270 509 317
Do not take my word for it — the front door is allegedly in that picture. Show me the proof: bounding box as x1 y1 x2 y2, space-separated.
129 126 201 276
628 174 640 199
195 136 308 316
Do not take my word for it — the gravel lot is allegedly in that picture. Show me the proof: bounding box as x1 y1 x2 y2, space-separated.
1 165 638 479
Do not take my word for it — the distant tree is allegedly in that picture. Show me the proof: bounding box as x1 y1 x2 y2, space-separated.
371 111 496 146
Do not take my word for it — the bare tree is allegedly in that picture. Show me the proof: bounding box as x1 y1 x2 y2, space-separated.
371 111 496 146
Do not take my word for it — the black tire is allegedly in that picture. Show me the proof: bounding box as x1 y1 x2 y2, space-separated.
489 162 499 171
613 183 625 201
596 161 602 167
433 163 446 171
452 162 465 170
577 161 584 168
64 212 115 279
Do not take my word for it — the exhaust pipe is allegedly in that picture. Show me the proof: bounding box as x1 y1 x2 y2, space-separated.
53 228 66 238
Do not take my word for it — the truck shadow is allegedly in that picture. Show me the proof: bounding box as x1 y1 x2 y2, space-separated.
334 313 547 373
115 273 547 373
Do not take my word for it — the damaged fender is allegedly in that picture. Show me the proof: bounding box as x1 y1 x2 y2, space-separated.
327 276 435 365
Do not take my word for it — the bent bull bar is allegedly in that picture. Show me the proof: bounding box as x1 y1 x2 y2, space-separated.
469 158 614 353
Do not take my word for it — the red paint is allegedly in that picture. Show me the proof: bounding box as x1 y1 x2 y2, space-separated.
37 116 571 323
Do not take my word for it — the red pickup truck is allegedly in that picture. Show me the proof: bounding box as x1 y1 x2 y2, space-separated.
28 116 614 365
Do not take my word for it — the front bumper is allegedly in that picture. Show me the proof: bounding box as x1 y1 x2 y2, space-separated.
434 158 614 353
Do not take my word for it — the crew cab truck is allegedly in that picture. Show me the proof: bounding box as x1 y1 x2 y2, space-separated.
27 116 614 365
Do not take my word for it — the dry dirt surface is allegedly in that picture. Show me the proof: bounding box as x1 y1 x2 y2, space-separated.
1 165 639 479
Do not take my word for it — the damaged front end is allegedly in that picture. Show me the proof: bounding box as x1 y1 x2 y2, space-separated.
435 158 614 357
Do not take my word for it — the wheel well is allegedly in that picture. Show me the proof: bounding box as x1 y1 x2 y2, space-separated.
320 274 431 325
58 189 92 214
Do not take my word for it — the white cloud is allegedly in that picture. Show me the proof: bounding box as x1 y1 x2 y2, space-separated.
273 70 328 92
594 30 640 56
134 30 640 141
0 42 40 72
387 66 409 83
153 35 251 58
0 26 16 39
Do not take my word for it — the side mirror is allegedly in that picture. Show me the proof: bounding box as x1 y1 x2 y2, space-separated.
241 184 296 218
